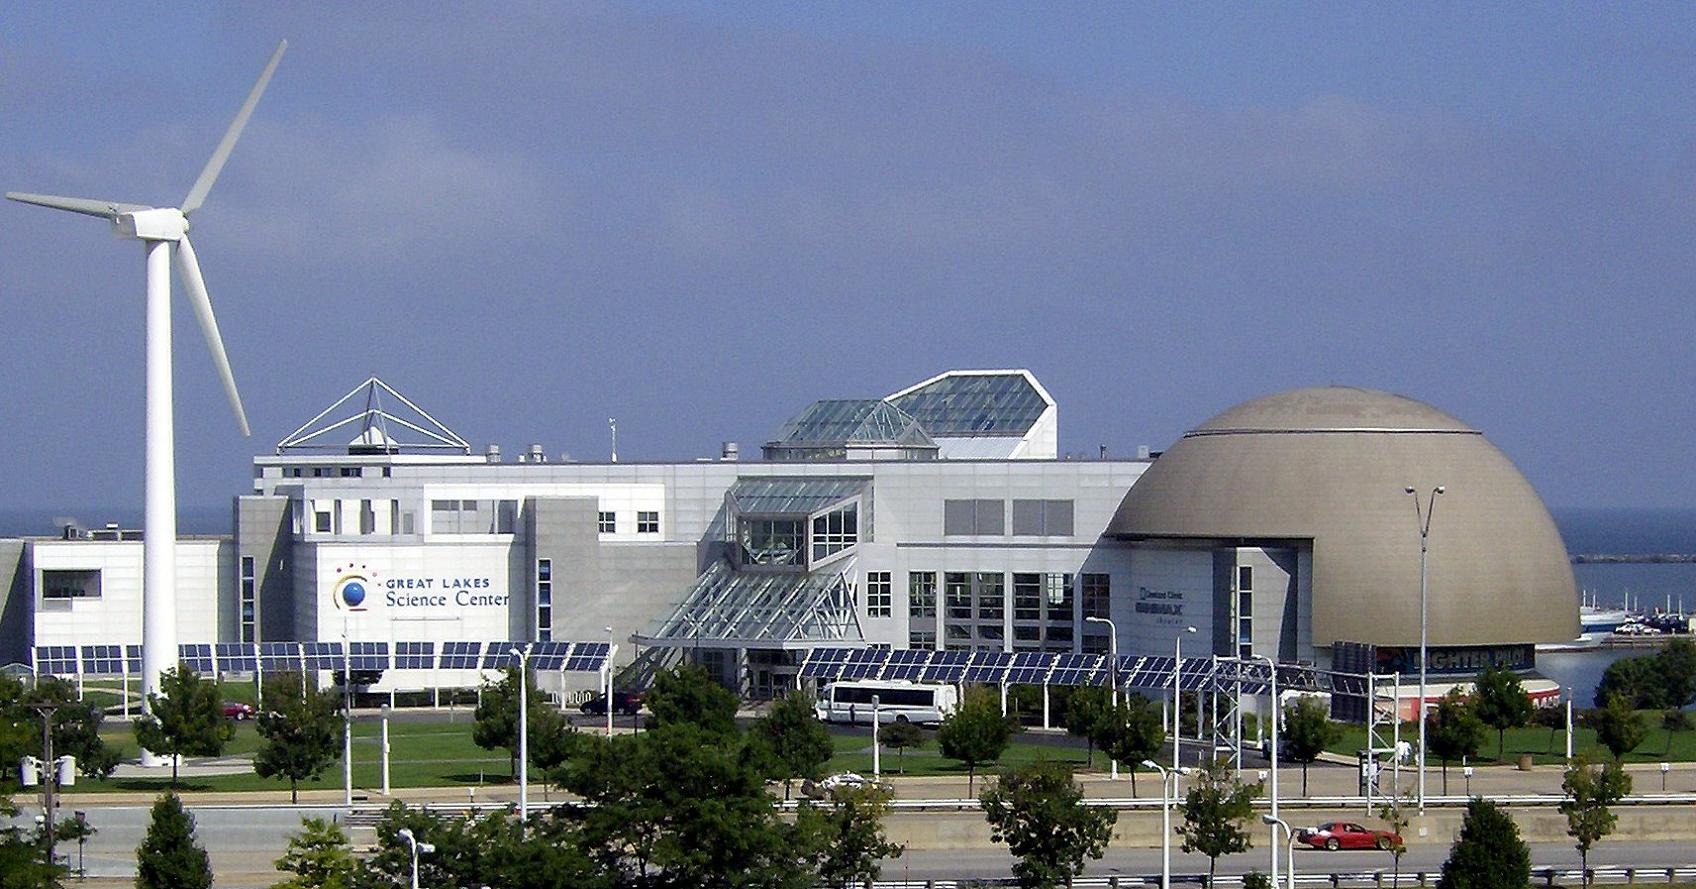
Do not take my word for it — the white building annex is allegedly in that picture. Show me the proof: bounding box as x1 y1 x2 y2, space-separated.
0 372 1579 702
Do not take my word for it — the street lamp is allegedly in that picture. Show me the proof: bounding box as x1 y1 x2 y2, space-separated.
872 694 881 778
1085 615 1119 779
396 828 435 889
1261 814 1297 889
509 646 530 823
1253 654 1280 887
1144 760 1192 889
604 626 615 737
1405 484 1444 814
341 624 353 809
1174 625 1196 768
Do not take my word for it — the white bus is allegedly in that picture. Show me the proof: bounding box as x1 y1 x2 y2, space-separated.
814 680 959 726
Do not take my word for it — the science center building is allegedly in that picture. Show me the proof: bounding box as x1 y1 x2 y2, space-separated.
0 370 1580 699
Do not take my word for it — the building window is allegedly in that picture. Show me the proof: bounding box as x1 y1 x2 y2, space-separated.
536 559 553 642
1238 565 1253 592
1081 633 1110 655
637 511 660 534
1011 499 1075 536
810 502 858 561
944 572 973 620
741 517 805 566
339 466 362 478
314 511 332 533
42 569 100 600
359 500 376 535
1081 573 1110 619
1045 574 1074 622
975 572 1004 621
1012 573 1043 622
908 572 937 619
943 499 1005 536
240 557 256 643
598 511 616 534
908 630 937 650
866 571 892 618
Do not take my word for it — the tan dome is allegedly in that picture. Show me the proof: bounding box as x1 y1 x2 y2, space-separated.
1109 386 1577 648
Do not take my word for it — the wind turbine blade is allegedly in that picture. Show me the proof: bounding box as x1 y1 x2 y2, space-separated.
174 235 251 436
6 192 152 218
181 40 287 215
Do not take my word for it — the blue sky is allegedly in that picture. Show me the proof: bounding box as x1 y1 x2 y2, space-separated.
2 3 1693 516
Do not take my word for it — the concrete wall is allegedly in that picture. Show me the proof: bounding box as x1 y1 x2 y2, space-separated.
0 540 28 665
238 495 294 642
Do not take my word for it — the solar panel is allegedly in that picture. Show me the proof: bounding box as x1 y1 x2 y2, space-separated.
920 650 971 683
881 649 931 681
302 641 343 671
1177 657 1212 691
438 642 483 669
482 642 529 670
799 647 855 680
81 644 125 676
529 641 572 671
179 644 215 674
125 644 143 674
259 641 302 673
964 651 1014 684
1125 656 1173 690
215 643 258 673
1047 654 1103 687
1006 651 1051 685
393 641 435 669
349 642 390 671
839 648 889 681
34 646 79 677
564 641 610 672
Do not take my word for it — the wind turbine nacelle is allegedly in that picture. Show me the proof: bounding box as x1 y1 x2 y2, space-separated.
112 208 187 242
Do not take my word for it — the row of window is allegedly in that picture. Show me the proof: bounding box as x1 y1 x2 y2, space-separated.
943 499 1074 537
283 466 391 479
240 556 256 644
536 559 553 642
598 511 660 535
862 570 1110 625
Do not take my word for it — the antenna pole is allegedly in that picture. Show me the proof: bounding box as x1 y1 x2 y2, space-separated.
609 418 618 463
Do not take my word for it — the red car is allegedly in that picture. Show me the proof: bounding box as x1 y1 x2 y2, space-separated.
222 702 256 721
1297 822 1399 851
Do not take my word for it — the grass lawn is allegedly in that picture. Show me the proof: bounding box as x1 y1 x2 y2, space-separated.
1330 715 1696 766
824 729 1098 778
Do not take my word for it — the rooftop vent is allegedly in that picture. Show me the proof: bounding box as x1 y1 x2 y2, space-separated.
485 444 502 464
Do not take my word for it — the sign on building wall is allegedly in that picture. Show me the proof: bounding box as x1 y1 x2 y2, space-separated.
315 545 520 642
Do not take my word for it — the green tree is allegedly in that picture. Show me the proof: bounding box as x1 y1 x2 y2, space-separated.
357 802 600 889
1591 694 1646 762
795 783 904 889
1436 798 1530 889
1377 790 1413 888
1063 687 1107 767
980 761 1117 889
1473 664 1533 760
1425 690 1485 794
27 678 120 780
472 665 565 779
1532 705 1566 756
136 792 212 889
937 688 1015 795
1662 709 1691 756
1559 756 1632 885
254 676 340 803
642 664 739 736
272 817 355 889
1596 656 1666 710
881 719 924 774
752 691 832 799
1280 696 1341 796
1178 755 1262 887
1656 637 1696 707
132 667 234 785
1092 694 1165 797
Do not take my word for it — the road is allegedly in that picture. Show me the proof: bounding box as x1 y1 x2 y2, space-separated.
22 803 1696 888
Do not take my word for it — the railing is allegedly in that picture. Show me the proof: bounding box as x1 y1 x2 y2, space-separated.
867 868 1696 888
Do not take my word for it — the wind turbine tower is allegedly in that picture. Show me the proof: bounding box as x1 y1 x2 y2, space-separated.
8 42 286 766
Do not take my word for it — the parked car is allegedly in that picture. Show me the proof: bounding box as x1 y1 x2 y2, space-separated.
1297 822 1399 851
802 772 892 799
222 701 257 721
580 690 642 716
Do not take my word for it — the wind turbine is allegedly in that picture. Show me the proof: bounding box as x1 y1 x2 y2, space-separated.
8 42 285 765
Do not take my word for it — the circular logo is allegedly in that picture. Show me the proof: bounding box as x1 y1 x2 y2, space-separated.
333 571 371 611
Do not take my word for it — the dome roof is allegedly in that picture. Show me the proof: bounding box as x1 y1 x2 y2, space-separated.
1108 386 1577 648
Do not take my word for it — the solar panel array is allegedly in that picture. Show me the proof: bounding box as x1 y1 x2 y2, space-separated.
797 648 1347 695
302 642 344 671
529 641 572 671
481 642 529 670
394 641 435 669
564 641 611 673
33 646 79 677
348 642 389 671
81 644 124 675
179 644 215 674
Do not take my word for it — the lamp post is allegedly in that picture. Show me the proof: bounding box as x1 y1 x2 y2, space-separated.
380 704 392 796
397 828 434 889
1253 654 1280 886
1405 484 1444 814
604 626 615 737
872 694 881 778
509 646 530 823
341 626 352 810
1174 625 1196 768
1262 814 1297 889
1085 615 1119 779
1564 688 1574 762
1144 760 1192 889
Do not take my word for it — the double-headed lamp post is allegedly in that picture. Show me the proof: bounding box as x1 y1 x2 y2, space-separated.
396 828 435 889
1252 653 1280 886
1084 615 1119 779
1261 814 1297 889
1144 760 1192 889
509 646 530 823
1405 484 1444 814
